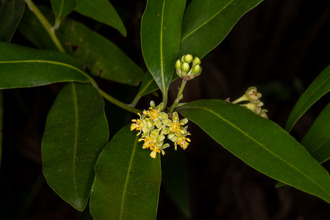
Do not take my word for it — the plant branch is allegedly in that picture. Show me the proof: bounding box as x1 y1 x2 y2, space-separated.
89 80 140 114
25 0 139 114
24 0 65 53
169 80 187 113
130 94 142 108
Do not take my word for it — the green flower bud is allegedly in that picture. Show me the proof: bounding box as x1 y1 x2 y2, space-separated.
182 62 190 73
176 69 183 77
184 54 193 63
192 57 201 65
176 54 202 81
180 55 186 63
191 64 202 75
175 59 182 70
150 100 156 108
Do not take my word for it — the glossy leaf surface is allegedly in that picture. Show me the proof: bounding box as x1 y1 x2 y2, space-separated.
178 99 330 203
137 72 159 97
58 19 144 86
162 149 191 218
179 0 263 58
286 65 330 131
137 72 179 98
141 0 185 95
18 8 143 86
0 42 90 89
90 125 161 220
75 0 126 36
302 103 330 164
51 0 76 19
18 6 57 50
0 0 25 41
42 83 109 211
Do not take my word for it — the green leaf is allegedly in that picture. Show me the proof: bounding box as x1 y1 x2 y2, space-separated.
18 6 57 50
51 0 77 19
162 149 191 218
58 19 144 86
137 71 159 97
178 99 330 203
0 0 25 41
141 0 186 95
90 125 161 220
137 72 180 98
42 82 109 211
302 103 330 164
0 42 90 89
286 65 330 132
18 7 143 86
179 0 263 58
0 91 3 167
75 0 127 37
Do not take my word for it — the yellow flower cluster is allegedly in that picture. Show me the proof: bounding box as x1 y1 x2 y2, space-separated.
131 101 191 159
232 86 268 118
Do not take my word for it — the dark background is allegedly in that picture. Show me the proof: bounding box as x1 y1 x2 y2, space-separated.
1 0 330 219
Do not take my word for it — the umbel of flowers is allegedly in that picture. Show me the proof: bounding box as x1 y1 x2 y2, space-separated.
131 101 191 159
232 86 268 119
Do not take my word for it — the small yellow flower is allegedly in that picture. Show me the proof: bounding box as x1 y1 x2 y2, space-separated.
232 87 268 119
131 101 191 158
176 136 191 150
131 113 143 135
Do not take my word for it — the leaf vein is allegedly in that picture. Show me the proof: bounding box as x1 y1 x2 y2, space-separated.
181 0 234 42
160 0 166 93
185 105 330 196
71 83 80 205
119 135 138 219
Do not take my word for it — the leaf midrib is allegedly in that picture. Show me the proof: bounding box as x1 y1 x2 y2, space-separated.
287 76 330 131
71 83 80 205
310 137 330 155
183 105 330 198
57 30 143 74
0 60 91 81
138 78 154 96
181 0 234 42
160 0 166 93
0 59 83 73
119 135 138 219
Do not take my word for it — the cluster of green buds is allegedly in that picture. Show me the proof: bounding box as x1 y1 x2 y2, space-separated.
131 101 191 159
232 86 268 119
175 54 202 81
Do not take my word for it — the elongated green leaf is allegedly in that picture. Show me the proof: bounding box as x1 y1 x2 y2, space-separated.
0 42 90 89
0 0 25 41
51 0 76 19
0 91 3 167
286 65 330 131
162 149 191 218
42 83 109 211
137 71 159 97
18 8 143 86
18 6 57 50
178 99 330 203
141 0 186 95
137 71 180 98
75 0 126 37
179 0 263 58
302 103 330 164
90 125 161 220
58 19 144 86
